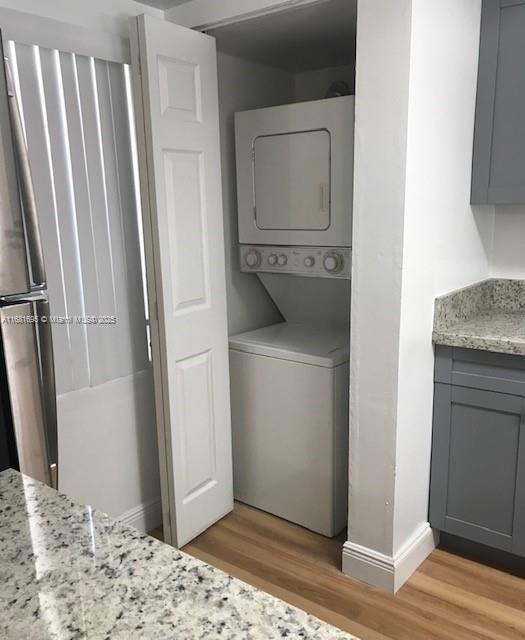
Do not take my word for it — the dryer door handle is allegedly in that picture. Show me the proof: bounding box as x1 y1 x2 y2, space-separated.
320 182 329 213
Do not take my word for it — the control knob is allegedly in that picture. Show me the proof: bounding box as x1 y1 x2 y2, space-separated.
277 254 288 266
304 256 315 268
323 251 344 274
268 253 278 266
245 249 261 268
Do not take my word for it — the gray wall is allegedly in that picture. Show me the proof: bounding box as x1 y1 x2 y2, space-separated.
294 63 355 102
217 51 295 336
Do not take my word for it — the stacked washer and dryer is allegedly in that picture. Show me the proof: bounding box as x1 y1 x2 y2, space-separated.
229 96 354 537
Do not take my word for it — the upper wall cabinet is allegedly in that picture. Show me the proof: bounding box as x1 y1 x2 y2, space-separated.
471 0 525 204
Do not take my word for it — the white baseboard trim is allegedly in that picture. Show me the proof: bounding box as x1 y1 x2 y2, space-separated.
342 523 439 593
118 497 162 534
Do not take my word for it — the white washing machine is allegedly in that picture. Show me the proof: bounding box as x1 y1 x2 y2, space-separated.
229 321 349 537
229 259 351 537
231 96 353 537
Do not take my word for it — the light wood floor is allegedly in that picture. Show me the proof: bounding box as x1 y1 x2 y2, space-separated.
152 502 525 640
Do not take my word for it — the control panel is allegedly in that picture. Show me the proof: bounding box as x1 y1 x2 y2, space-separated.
240 245 351 279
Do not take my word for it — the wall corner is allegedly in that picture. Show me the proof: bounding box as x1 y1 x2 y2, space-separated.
342 523 438 593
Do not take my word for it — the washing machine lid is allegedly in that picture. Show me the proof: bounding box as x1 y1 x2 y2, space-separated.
229 322 349 368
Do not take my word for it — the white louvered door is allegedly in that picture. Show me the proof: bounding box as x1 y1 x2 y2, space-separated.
129 15 233 546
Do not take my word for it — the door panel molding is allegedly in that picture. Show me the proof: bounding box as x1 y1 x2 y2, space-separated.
129 14 233 547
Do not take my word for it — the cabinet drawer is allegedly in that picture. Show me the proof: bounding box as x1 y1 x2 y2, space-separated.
435 346 525 396
430 383 525 555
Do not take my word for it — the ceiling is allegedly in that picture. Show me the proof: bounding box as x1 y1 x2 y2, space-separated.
137 0 188 9
208 0 357 73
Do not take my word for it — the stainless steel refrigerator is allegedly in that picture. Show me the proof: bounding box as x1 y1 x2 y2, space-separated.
0 35 57 489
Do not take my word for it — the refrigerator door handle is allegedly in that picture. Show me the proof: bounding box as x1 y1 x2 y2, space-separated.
4 57 46 289
35 298 58 489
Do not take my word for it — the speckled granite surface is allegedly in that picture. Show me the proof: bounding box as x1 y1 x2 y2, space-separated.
433 279 525 355
0 469 356 640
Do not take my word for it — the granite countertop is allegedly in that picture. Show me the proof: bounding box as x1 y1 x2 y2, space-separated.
0 469 356 640
433 278 525 355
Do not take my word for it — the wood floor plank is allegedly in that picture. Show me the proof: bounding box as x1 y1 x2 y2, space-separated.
152 502 525 640
399 575 524 640
420 549 525 610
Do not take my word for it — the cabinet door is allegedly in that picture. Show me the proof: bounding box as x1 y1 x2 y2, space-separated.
471 0 525 204
430 384 525 554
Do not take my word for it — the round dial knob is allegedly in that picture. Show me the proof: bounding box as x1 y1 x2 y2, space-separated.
268 253 278 266
245 249 261 268
304 256 315 268
323 252 343 274
277 254 288 266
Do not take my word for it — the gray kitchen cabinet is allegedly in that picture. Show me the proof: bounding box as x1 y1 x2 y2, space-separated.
430 346 525 556
471 0 525 204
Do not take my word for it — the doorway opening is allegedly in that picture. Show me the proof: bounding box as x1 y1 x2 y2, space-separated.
185 0 357 571
134 0 358 572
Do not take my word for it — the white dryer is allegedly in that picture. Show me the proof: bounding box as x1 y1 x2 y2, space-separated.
235 96 354 248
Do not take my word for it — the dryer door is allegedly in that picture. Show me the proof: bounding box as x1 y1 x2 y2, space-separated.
253 129 330 231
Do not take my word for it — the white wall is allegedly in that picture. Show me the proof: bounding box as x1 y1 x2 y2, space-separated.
346 0 411 563
217 51 294 335
0 0 163 38
294 63 355 102
344 0 493 593
491 206 525 279
58 370 160 531
395 0 492 555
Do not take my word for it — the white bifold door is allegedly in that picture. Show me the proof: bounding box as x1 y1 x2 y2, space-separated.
129 15 233 546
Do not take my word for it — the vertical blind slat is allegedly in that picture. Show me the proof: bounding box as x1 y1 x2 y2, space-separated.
38 47 90 390
13 43 72 394
94 59 134 378
10 41 149 393
106 61 149 372
59 51 105 387
75 54 119 385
